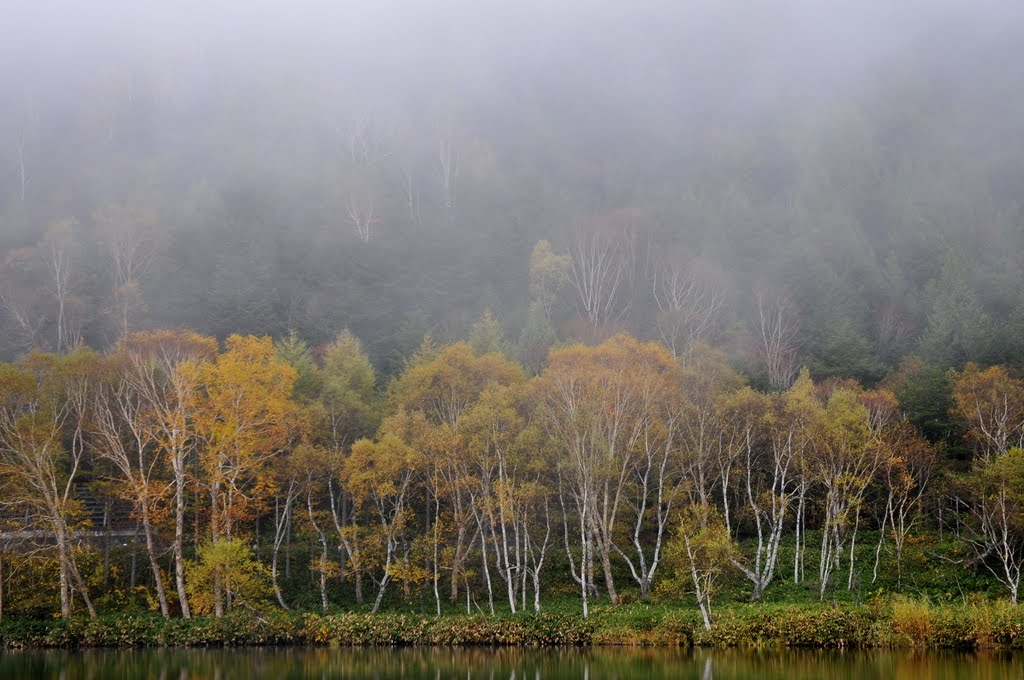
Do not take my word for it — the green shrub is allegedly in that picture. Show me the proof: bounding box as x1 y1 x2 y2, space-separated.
2 600 1024 650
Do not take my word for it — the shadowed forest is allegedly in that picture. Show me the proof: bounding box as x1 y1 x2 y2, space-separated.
1 0 1024 628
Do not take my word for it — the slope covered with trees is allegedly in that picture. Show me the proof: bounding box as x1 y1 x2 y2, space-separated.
1 1 1023 381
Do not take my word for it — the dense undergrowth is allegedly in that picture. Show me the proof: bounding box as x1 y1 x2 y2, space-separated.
3 527 1018 651
4 598 1024 650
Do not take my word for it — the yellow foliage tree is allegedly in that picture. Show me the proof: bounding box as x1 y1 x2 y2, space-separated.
189 335 297 617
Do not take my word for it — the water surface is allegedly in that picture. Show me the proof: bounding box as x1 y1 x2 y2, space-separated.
2 647 1021 679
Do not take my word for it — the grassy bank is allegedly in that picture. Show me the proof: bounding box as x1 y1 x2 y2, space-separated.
4 598 1024 650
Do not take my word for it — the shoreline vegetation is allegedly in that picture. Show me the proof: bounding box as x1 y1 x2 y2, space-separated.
4 599 1024 650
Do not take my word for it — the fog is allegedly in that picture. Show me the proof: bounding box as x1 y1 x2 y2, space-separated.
1 0 1022 379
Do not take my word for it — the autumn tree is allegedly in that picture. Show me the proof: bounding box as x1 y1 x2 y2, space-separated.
615 342 686 600
951 364 1024 462
91 352 172 617
343 418 425 613
268 456 301 610
662 503 737 631
190 335 297 617
964 448 1024 603
321 329 379 450
0 349 99 617
187 539 270 615
812 382 893 597
951 364 1024 602
388 341 523 603
675 346 745 515
529 240 571 320
722 385 804 601
872 422 936 588
461 382 553 613
292 443 336 612
534 334 675 610
119 329 218 618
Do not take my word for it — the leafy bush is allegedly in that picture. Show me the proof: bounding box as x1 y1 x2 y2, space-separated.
889 596 932 646
186 539 271 616
3 600 1024 650
304 612 592 646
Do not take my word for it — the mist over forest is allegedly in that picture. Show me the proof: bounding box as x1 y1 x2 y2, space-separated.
2 0 1022 380
5 0 1024 628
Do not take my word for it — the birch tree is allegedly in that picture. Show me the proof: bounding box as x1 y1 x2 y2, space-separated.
438 133 459 214
388 342 523 602
965 449 1024 603
119 329 218 618
615 344 685 600
343 424 424 613
872 422 936 588
0 350 98 618
813 383 891 597
535 334 673 607
91 356 171 617
41 222 83 355
94 203 161 337
190 335 296 617
652 262 724 359
566 228 630 335
664 503 737 631
754 293 800 390
951 365 1024 602
951 364 1024 463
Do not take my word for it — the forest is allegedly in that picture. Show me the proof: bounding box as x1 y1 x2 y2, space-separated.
0 325 1022 628
1 0 1023 630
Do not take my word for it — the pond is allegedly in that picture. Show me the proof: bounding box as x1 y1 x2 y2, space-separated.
2 647 1022 679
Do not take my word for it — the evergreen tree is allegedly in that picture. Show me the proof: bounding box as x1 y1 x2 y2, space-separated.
518 301 556 376
917 256 993 367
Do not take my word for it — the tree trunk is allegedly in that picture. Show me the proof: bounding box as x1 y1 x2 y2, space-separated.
794 484 805 584
64 528 96 618
847 505 861 590
478 519 495 615
598 539 618 605
431 493 441 616
307 490 329 613
371 547 392 614
872 495 891 586
173 460 191 618
272 492 293 610
57 527 71 617
141 495 170 618
211 483 224 619
449 523 467 602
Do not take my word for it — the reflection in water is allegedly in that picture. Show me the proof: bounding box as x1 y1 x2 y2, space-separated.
1 646 1023 680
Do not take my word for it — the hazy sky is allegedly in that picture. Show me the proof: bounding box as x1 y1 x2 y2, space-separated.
6 1 1021 97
